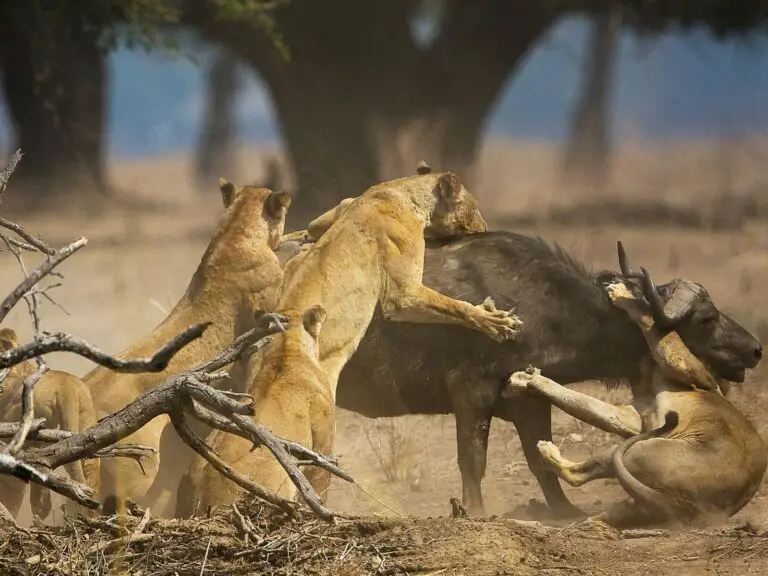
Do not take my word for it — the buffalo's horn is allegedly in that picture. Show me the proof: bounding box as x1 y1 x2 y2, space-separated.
640 267 703 327
617 241 632 276
616 241 643 279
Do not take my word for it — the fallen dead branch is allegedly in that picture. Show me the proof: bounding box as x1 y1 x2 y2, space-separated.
0 324 211 371
0 150 351 523
10 314 351 520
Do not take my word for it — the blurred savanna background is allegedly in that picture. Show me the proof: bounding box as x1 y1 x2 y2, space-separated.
0 0 768 525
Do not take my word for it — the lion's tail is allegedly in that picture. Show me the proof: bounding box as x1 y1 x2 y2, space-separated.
612 410 679 519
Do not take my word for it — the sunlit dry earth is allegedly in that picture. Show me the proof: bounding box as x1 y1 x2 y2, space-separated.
1 138 768 573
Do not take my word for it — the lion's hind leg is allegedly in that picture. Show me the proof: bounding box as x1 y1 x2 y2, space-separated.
537 441 616 487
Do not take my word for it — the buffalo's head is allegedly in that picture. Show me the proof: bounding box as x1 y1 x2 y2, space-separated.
600 242 762 383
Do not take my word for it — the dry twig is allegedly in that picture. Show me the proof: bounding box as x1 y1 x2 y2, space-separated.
0 237 86 325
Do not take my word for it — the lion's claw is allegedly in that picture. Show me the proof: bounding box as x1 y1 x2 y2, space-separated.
605 282 635 305
476 297 522 343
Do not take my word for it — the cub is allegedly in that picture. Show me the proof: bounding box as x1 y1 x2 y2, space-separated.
176 305 332 516
0 328 100 520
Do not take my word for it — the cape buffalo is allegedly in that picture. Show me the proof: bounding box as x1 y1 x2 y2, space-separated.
277 233 762 516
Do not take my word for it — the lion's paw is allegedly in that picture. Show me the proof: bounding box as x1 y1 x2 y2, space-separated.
605 282 637 307
476 298 523 342
537 440 565 469
503 371 532 398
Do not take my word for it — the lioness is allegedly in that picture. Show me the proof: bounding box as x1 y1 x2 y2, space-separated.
277 165 521 397
176 166 520 515
506 266 767 527
176 305 332 516
0 328 100 520
84 180 291 516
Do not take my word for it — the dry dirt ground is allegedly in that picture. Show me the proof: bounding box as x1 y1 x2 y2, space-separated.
1 139 768 574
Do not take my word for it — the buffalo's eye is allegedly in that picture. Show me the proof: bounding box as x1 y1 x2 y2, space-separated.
699 316 718 330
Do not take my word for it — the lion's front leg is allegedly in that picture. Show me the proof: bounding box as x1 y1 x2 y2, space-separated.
381 283 523 343
505 368 642 438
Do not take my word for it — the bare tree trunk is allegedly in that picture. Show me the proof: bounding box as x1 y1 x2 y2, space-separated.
563 4 623 189
194 49 242 193
268 73 381 227
185 0 559 225
0 9 109 206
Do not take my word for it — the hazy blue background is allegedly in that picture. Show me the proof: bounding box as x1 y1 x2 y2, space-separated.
1 17 766 160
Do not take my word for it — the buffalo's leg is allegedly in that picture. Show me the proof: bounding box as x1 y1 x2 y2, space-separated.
537 441 615 487
506 369 642 438
498 396 584 518
449 376 496 516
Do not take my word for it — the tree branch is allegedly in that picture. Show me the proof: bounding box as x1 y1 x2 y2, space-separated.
0 420 156 459
0 149 22 195
0 218 55 255
187 399 352 481
0 237 86 324
16 315 350 520
0 323 211 371
170 408 297 515
5 363 48 454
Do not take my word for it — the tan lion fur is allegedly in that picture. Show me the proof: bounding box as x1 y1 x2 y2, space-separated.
0 328 99 520
177 165 522 515
176 305 332 517
84 180 291 516
507 282 767 528
276 166 522 400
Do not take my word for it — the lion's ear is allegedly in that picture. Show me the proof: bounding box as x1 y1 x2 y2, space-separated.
302 305 327 339
0 328 19 351
434 172 462 204
416 160 432 175
265 191 292 218
219 177 238 208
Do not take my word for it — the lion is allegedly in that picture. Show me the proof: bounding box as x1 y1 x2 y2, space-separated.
84 179 291 517
176 305 332 516
176 164 521 515
505 270 767 528
277 163 521 396
0 328 100 520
